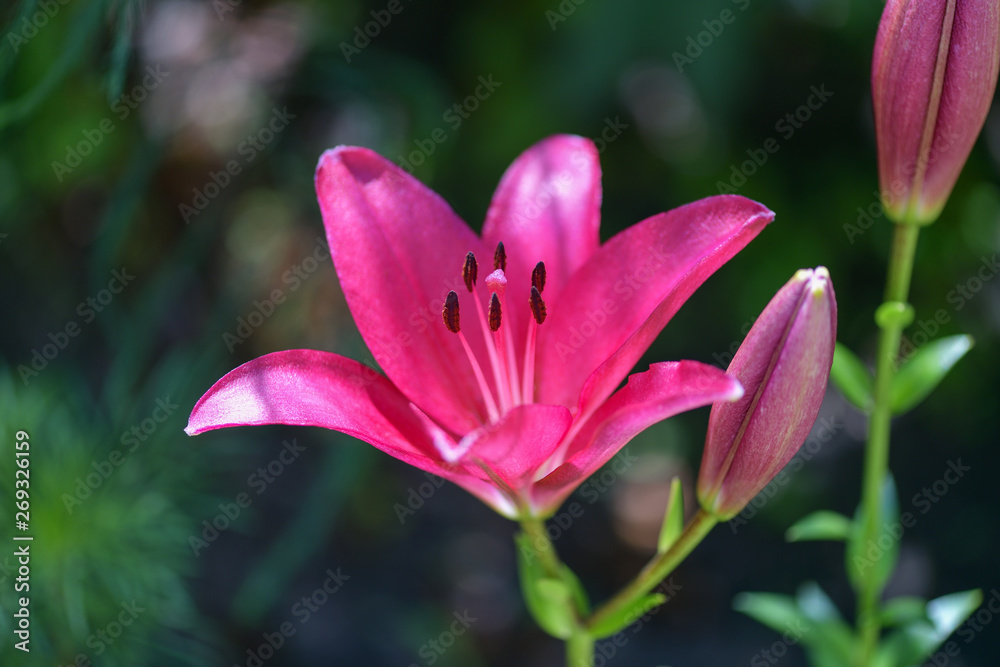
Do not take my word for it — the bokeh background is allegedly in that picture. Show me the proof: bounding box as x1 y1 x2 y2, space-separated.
1 0 998 665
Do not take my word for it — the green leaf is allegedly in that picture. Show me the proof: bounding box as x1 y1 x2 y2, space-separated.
891 335 974 415
879 596 929 628
786 510 853 542
795 582 854 662
876 589 982 666
831 342 874 411
846 475 899 596
587 593 666 639
657 477 684 553
514 533 575 639
735 585 855 666
559 564 590 616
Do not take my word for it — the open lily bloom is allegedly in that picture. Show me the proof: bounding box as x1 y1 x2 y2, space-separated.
187 135 774 518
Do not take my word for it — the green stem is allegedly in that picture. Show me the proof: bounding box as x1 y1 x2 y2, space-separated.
566 630 595 667
585 509 718 633
518 514 594 667
856 223 920 665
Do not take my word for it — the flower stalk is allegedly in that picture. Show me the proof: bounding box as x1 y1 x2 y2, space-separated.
855 224 920 665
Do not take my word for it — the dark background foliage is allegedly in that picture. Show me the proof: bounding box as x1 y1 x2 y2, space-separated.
1 0 998 665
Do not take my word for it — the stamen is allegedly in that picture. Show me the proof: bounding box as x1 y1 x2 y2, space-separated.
493 242 507 271
522 287 546 402
463 252 478 292
488 293 502 331
442 290 499 421
531 261 547 293
443 291 461 333
529 286 546 324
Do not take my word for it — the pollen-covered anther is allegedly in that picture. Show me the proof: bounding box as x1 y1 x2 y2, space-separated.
443 290 461 333
493 242 507 271
529 286 546 324
531 261 546 293
463 252 478 292
488 293 502 331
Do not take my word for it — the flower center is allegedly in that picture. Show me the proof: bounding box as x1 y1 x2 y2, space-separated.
442 242 547 423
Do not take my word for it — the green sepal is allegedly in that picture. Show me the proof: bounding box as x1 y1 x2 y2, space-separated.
830 342 873 411
586 593 666 640
514 533 576 639
846 475 899 596
891 334 973 415
875 589 982 666
657 477 684 554
786 510 853 543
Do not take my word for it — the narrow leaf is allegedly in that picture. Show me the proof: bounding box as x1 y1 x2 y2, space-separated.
846 475 899 596
876 589 982 665
831 342 874 410
657 477 684 553
891 335 973 414
786 510 853 543
515 533 574 639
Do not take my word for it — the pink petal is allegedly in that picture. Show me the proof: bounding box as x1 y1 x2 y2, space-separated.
186 349 447 474
480 135 602 369
315 147 489 435
530 361 743 514
456 403 573 492
537 195 773 416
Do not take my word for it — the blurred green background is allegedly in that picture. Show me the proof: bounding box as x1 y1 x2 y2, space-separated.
1 0 998 664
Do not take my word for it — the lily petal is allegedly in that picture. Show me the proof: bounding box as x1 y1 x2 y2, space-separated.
482 135 602 322
537 195 773 416
315 147 489 434
457 403 573 491
530 361 743 514
186 349 447 474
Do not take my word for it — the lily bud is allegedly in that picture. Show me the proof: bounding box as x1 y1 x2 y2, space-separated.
873 0 1000 225
697 268 837 520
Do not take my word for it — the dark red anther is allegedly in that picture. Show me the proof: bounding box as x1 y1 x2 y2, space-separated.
493 242 507 272
463 252 478 292
488 293 502 331
443 291 461 333
531 261 546 293
529 286 546 324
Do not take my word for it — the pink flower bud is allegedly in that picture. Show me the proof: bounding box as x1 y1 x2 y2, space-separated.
697 268 837 520
873 0 1000 225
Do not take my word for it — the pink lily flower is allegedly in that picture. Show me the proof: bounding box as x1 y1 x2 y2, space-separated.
873 0 1000 224
186 135 774 518
697 267 837 520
